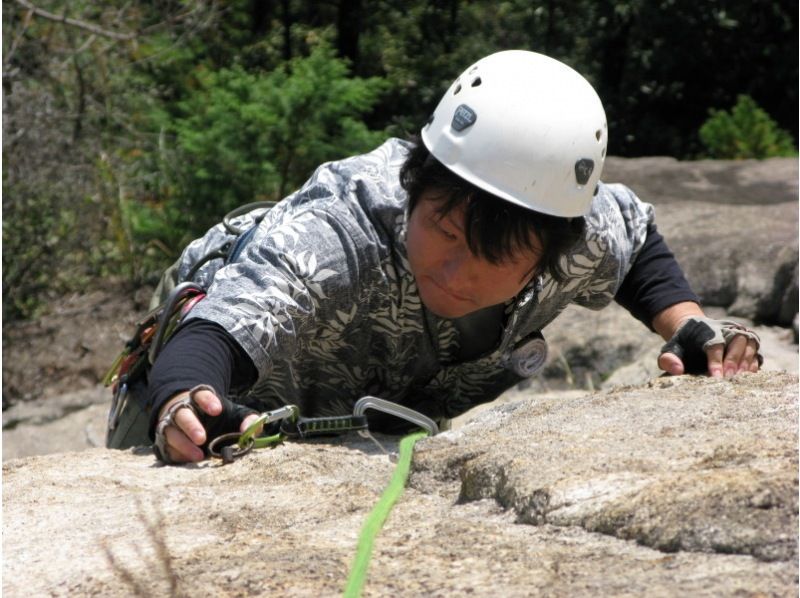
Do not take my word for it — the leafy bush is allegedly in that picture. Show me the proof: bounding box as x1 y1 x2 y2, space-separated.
136 43 389 251
699 95 796 159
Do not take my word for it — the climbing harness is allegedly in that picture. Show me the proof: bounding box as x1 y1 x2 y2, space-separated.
103 201 277 444
104 282 206 436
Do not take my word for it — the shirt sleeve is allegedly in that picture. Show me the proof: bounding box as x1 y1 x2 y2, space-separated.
569 182 655 310
184 195 379 380
614 223 700 330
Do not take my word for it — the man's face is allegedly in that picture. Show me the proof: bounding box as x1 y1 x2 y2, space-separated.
406 194 542 319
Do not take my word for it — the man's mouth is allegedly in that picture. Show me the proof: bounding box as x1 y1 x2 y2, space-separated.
428 276 472 302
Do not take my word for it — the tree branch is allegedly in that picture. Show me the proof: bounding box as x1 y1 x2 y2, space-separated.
13 0 136 41
4 7 34 68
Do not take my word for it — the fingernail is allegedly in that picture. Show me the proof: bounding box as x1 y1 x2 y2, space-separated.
192 427 206 444
724 367 735 378
709 367 723 378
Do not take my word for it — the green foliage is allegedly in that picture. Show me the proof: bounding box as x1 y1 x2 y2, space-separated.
699 95 797 159
139 43 387 248
2 178 97 320
2 181 63 320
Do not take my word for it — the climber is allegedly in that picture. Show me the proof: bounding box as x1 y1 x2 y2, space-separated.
106 50 762 464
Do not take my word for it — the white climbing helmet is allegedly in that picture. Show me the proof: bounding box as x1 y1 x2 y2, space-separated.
421 50 607 217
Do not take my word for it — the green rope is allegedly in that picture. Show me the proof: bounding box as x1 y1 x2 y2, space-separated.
343 430 428 598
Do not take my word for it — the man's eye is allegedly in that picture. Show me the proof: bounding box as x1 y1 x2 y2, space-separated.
438 225 458 240
431 218 457 239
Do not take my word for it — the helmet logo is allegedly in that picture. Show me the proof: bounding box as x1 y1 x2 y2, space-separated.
574 159 594 185
451 104 477 132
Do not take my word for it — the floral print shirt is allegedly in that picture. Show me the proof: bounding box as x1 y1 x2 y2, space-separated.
174 138 654 421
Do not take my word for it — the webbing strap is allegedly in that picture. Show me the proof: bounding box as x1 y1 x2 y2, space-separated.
282 415 369 439
342 430 428 598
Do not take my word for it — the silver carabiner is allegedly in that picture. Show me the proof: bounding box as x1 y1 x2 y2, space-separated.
352 396 438 456
107 381 129 434
353 396 439 436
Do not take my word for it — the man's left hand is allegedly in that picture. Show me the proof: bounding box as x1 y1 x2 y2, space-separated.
658 316 762 377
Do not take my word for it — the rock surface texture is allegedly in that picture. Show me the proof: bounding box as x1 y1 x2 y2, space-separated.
4 372 797 597
603 156 798 326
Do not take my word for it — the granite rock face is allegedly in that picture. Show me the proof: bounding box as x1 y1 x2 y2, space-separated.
4 372 797 597
416 372 798 565
603 156 798 326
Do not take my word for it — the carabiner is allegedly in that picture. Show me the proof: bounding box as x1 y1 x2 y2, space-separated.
208 432 255 464
239 404 299 446
353 397 439 435
209 404 299 464
352 396 438 456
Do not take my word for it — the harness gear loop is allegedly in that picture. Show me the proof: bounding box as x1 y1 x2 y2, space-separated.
148 282 206 365
104 283 206 437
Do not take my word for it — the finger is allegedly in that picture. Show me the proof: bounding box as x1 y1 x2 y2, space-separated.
721 335 747 378
658 351 685 375
738 339 759 374
750 357 760 373
158 392 189 421
192 389 222 417
240 413 263 434
705 343 724 378
164 425 205 463
174 407 207 446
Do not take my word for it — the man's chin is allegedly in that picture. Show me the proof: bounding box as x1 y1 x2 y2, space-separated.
420 296 474 320
415 277 477 319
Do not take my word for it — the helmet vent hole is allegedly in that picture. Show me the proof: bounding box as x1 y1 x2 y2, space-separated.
601 147 606 158
595 129 602 141
471 77 482 87
453 84 462 95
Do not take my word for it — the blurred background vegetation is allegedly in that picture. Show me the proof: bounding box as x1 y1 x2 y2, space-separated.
3 0 797 320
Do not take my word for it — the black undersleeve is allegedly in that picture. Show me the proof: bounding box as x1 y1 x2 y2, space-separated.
147 318 258 439
614 223 700 330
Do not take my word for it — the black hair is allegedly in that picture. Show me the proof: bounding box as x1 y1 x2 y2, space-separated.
399 137 585 282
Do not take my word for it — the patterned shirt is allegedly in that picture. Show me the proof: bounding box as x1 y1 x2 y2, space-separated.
173 138 653 421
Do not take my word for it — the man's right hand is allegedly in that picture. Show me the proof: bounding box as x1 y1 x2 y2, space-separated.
156 387 263 464
157 388 223 463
